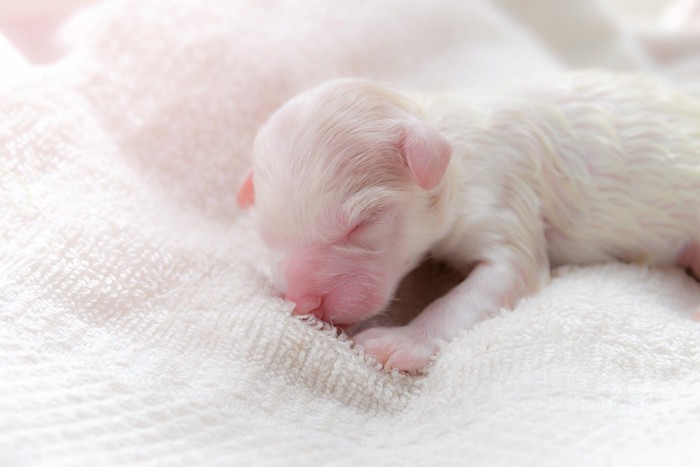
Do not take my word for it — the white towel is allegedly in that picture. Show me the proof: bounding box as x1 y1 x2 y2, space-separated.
1 1 700 465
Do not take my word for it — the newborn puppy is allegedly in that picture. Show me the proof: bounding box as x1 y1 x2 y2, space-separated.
237 72 700 371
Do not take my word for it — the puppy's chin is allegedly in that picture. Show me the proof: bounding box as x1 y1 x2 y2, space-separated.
320 286 391 327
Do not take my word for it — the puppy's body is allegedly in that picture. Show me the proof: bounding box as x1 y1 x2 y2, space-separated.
239 72 700 371
424 74 700 270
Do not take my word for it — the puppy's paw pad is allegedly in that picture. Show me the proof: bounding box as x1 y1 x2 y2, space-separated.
352 327 435 372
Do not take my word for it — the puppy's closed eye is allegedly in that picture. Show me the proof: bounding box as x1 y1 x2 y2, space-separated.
338 208 396 253
347 218 384 250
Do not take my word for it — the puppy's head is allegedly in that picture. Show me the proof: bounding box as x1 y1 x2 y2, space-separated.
238 79 452 326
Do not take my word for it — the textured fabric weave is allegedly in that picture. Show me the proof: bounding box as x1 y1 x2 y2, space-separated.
1 1 699 465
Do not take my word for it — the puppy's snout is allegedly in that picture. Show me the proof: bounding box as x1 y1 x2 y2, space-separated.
284 294 323 316
277 257 324 317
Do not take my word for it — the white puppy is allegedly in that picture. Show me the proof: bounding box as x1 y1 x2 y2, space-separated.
238 72 700 371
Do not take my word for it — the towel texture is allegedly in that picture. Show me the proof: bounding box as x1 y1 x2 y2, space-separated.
1 0 700 465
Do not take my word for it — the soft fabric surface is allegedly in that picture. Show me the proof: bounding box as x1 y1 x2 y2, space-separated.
1 1 700 465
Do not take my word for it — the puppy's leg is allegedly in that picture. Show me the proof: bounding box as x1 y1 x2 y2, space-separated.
354 239 549 371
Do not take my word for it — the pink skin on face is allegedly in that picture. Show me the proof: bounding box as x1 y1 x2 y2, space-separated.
256 206 393 325
277 243 397 326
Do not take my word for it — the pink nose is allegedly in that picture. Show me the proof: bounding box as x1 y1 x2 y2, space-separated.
284 294 322 316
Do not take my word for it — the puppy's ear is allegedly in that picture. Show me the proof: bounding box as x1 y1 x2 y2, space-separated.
399 119 452 190
236 169 255 208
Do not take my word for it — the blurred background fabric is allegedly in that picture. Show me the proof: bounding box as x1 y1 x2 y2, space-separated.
1 1 700 466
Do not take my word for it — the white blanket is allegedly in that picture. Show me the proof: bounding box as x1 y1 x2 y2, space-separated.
2 1 700 465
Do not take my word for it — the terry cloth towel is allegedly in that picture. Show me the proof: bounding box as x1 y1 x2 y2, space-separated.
1 0 700 465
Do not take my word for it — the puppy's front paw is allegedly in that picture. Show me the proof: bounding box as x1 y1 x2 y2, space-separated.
352 326 437 371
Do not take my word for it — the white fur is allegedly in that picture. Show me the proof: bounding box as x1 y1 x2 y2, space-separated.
246 71 700 371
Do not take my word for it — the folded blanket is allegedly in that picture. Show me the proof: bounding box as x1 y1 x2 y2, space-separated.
1 0 700 465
